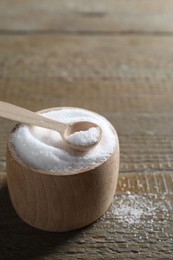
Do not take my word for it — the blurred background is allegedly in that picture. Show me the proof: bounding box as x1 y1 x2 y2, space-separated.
0 0 172 113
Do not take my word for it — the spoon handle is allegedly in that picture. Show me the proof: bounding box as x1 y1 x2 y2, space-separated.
0 101 66 133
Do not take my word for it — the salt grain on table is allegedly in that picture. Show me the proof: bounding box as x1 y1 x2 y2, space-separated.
107 193 170 228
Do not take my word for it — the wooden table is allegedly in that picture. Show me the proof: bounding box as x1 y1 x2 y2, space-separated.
0 1 173 259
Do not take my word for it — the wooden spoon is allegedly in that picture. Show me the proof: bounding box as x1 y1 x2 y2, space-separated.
0 101 101 151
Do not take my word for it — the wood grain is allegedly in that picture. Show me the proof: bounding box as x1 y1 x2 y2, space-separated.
0 171 173 259
0 35 173 113
0 0 173 33
1 0 173 258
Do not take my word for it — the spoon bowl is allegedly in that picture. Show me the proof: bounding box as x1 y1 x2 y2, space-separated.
64 121 102 151
0 101 101 151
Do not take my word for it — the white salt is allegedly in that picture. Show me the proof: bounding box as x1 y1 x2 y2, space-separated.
110 193 169 226
67 127 100 146
12 108 117 173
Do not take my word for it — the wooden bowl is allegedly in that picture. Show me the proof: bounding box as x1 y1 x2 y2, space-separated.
6 108 119 232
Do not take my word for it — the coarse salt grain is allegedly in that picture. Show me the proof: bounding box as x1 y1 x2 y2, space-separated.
12 108 116 173
67 127 100 146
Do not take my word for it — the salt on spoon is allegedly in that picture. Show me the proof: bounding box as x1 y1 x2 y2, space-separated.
66 126 100 146
0 101 102 152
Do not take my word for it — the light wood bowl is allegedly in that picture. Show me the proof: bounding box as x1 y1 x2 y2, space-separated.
6 108 119 232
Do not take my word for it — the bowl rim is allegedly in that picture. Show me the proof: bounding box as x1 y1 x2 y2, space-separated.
7 107 118 177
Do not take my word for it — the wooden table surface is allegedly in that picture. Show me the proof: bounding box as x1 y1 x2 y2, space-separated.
1 1 173 259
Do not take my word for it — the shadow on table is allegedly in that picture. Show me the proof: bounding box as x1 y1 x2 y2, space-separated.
0 184 85 259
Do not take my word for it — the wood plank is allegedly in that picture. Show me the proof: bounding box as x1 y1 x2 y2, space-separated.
0 0 173 33
2 78 173 113
0 171 173 258
0 35 173 113
117 172 173 194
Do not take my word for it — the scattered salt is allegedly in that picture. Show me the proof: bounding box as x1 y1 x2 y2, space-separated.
67 127 100 146
100 193 171 244
12 108 116 173
109 193 170 226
